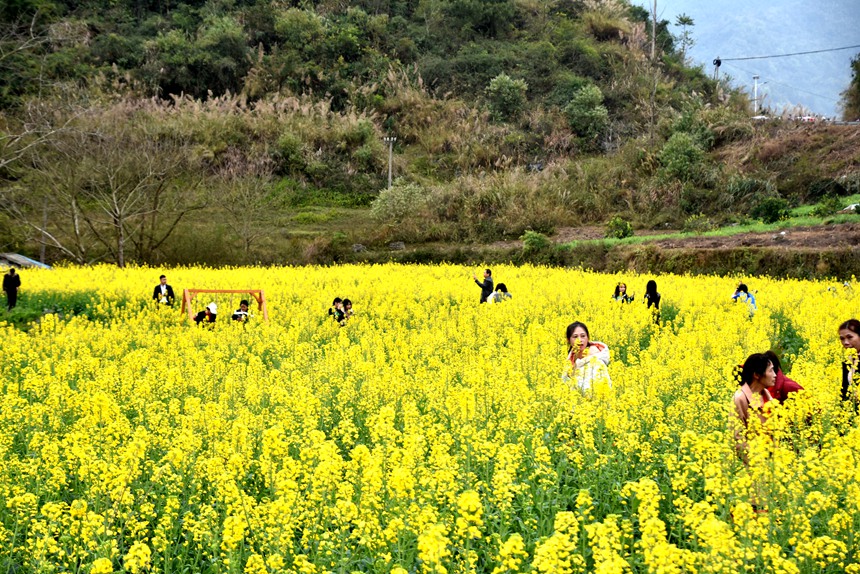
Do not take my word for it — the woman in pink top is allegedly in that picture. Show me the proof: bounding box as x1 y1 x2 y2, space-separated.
733 353 776 426
733 353 776 464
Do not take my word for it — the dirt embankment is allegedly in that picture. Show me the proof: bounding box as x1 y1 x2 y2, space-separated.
494 223 860 251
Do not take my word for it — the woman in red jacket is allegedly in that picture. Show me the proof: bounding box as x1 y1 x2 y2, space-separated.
763 350 803 404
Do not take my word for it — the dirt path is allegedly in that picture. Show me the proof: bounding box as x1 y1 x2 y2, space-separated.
488 222 860 251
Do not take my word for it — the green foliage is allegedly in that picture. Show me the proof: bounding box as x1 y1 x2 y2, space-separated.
521 230 551 253
370 180 428 223
682 213 716 234
769 310 807 372
811 195 844 218
605 216 633 239
485 73 528 122
750 197 790 224
657 132 705 183
564 84 609 145
840 54 860 120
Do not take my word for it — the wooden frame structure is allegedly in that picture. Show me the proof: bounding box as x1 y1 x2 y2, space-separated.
181 289 269 322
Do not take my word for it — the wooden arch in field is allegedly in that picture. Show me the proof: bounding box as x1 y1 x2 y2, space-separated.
181 289 269 322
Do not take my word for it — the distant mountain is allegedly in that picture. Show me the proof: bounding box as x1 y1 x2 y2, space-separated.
634 0 860 118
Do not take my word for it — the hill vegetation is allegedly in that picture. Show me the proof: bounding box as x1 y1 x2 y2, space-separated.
0 0 858 267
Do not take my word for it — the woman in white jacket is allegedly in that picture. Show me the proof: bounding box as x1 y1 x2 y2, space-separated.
563 321 611 394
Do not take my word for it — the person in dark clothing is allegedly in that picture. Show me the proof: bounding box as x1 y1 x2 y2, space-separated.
153 275 176 306
3 267 21 311
838 319 860 407
644 279 660 324
194 302 217 325
473 269 494 303
232 300 251 322
329 297 345 324
763 350 803 404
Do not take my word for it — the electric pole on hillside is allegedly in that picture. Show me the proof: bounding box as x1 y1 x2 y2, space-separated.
753 75 760 114
384 136 396 189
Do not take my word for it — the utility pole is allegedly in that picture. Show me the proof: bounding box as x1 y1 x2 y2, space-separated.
753 75 760 114
384 136 396 189
712 57 721 81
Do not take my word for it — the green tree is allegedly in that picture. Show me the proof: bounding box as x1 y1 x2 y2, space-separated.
840 54 860 120
657 132 704 182
564 84 609 144
485 73 528 122
674 13 694 63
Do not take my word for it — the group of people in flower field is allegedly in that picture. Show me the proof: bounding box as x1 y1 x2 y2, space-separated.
328 297 354 325
563 309 860 464
151 274 252 324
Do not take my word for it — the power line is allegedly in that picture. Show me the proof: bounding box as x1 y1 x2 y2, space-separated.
722 62 841 103
722 44 860 62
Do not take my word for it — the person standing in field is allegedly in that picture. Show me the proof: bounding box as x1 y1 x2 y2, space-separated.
3 267 21 311
732 353 776 464
153 274 176 307
194 302 217 325
473 269 494 304
232 300 251 322
612 282 633 303
732 283 757 314
643 279 660 323
329 297 345 324
838 319 860 408
342 298 354 319
562 321 611 394
487 283 512 304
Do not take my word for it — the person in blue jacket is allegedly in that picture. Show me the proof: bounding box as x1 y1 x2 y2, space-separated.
732 283 757 312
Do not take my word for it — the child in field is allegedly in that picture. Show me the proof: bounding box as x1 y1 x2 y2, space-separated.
342 298 354 320
329 297 345 324
194 302 217 325
562 321 611 395
232 299 251 322
612 282 633 303
487 283 512 304
644 279 660 324
732 283 757 314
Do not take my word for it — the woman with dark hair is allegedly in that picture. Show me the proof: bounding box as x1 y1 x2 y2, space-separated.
643 280 660 323
562 321 611 393
838 319 860 406
611 282 633 303
487 283 512 304
732 283 757 314
733 353 776 429
763 350 803 404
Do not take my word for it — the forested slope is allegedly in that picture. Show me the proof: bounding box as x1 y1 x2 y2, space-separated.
0 0 857 265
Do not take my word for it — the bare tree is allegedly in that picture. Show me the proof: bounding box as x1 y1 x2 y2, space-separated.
217 147 280 255
2 116 205 266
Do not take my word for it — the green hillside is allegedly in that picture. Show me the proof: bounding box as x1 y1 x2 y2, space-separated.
0 0 857 266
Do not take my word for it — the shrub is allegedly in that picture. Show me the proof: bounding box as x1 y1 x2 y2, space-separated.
750 197 790 224
486 73 528 122
564 84 609 144
811 196 844 218
657 132 705 183
682 213 716 234
521 230 552 253
605 216 633 239
370 180 428 223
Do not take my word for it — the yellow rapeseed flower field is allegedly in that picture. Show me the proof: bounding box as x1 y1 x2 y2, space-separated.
1 264 858 574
